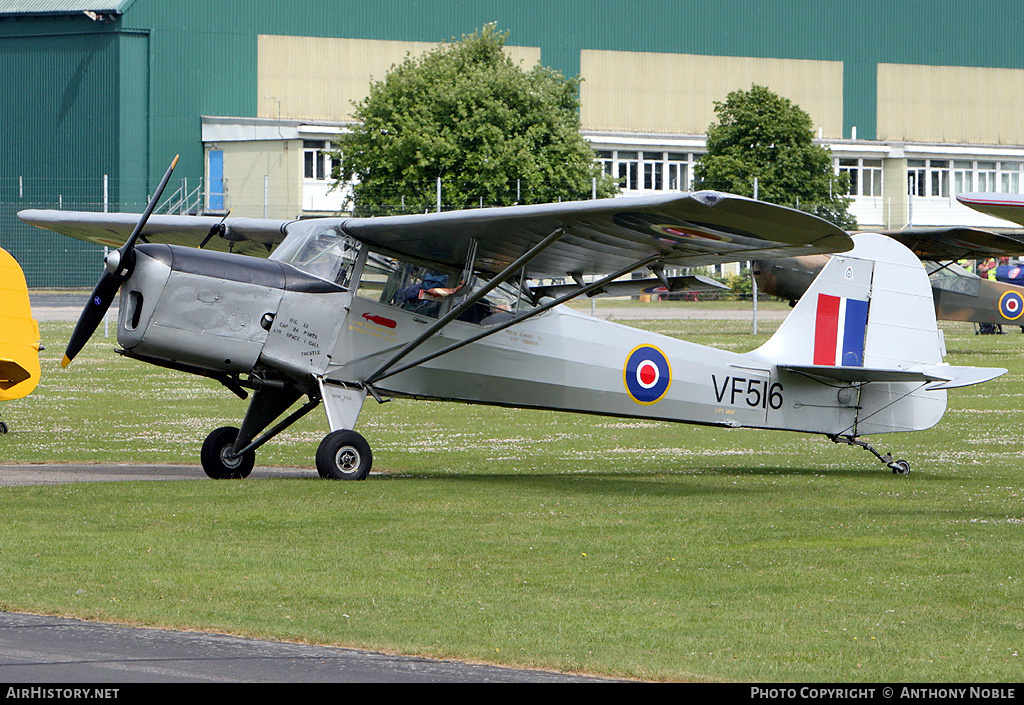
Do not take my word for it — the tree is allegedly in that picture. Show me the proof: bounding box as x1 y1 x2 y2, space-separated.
332 24 618 215
693 85 856 230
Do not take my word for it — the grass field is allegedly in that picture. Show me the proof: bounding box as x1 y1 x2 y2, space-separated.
1 315 1022 682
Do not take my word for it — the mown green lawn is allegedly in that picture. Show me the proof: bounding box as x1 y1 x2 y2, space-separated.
0 317 1021 682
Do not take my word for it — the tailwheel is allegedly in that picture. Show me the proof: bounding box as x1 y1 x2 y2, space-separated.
201 426 255 479
889 459 911 475
316 430 372 480
828 434 911 476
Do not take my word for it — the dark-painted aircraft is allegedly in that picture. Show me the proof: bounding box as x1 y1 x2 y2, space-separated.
754 225 1024 331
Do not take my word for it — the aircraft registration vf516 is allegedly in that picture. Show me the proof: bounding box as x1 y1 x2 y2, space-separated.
19 157 1006 478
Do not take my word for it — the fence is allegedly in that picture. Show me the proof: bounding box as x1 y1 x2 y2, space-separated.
0 173 855 289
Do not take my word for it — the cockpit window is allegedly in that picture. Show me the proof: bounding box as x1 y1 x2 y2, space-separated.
356 251 529 324
926 261 982 297
271 222 360 288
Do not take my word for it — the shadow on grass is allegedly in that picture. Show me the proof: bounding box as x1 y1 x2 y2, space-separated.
363 462 925 497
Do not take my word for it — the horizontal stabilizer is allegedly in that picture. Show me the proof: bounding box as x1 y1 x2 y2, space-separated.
779 363 1006 389
529 273 727 300
779 364 945 384
920 364 1007 390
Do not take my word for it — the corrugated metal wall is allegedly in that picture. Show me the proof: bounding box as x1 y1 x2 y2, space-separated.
0 25 123 285
2 0 1024 285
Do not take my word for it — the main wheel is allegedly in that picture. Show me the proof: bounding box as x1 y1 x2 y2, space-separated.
0 421 7 434
316 430 372 480
201 426 255 479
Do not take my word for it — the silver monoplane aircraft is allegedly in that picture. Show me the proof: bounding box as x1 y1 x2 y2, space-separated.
19 157 1006 479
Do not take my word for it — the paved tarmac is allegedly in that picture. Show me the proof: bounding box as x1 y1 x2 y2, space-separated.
0 611 615 683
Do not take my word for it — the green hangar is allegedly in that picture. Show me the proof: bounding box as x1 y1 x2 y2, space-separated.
2 0 1023 285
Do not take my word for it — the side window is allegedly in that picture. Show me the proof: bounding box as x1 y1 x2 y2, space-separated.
355 252 530 326
383 264 455 319
355 256 456 320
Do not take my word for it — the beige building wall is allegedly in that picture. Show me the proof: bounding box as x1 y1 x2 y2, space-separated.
579 50 844 138
877 63 1024 145
258 35 542 122
217 140 303 220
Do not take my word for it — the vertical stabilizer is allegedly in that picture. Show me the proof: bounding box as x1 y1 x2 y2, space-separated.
753 232 943 371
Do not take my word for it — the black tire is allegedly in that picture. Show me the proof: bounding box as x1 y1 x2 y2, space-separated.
0 421 7 434
890 459 911 475
200 426 255 479
316 430 372 480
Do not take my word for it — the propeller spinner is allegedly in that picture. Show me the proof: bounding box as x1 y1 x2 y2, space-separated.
62 154 180 367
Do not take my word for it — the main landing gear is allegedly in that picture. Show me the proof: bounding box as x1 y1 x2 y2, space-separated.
200 424 374 480
828 434 911 475
197 381 373 481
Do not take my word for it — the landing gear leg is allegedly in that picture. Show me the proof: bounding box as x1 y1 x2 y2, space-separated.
828 434 911 475
200 381 320 480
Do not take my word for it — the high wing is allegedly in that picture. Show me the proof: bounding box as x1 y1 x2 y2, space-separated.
339 191 852 278
529 273 728 300
20 191 853 279
956 192 1024 230
17 210 291 258
869 226 1024 260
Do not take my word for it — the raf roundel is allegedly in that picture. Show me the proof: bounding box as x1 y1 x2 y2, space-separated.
999 290 1024 321
623 344 672 405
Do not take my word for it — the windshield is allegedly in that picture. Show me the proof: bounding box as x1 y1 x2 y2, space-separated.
271 221 360 288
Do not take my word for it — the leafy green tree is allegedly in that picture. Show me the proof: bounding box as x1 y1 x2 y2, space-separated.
693 85 856 230
333 24 617 215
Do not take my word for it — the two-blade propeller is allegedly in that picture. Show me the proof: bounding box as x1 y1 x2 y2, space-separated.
62 155 180 367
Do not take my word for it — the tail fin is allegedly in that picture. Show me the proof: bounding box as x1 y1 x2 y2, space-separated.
755 232 943 371
751 232 1004 435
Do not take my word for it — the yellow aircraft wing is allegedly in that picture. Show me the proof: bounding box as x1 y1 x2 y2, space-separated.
0 247 41 402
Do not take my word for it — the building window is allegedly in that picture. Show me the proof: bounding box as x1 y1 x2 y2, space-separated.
1000 162 1021 193
930 161 949 198
907 160 927 197
667 153 689 190
596 150 693 192
976 161 998 192
905 159 952 198
839 158 882 197
952 161 973 194
304 140 334 181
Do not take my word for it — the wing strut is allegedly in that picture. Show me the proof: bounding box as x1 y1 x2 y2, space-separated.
366 251 664 386
362 227 567 385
